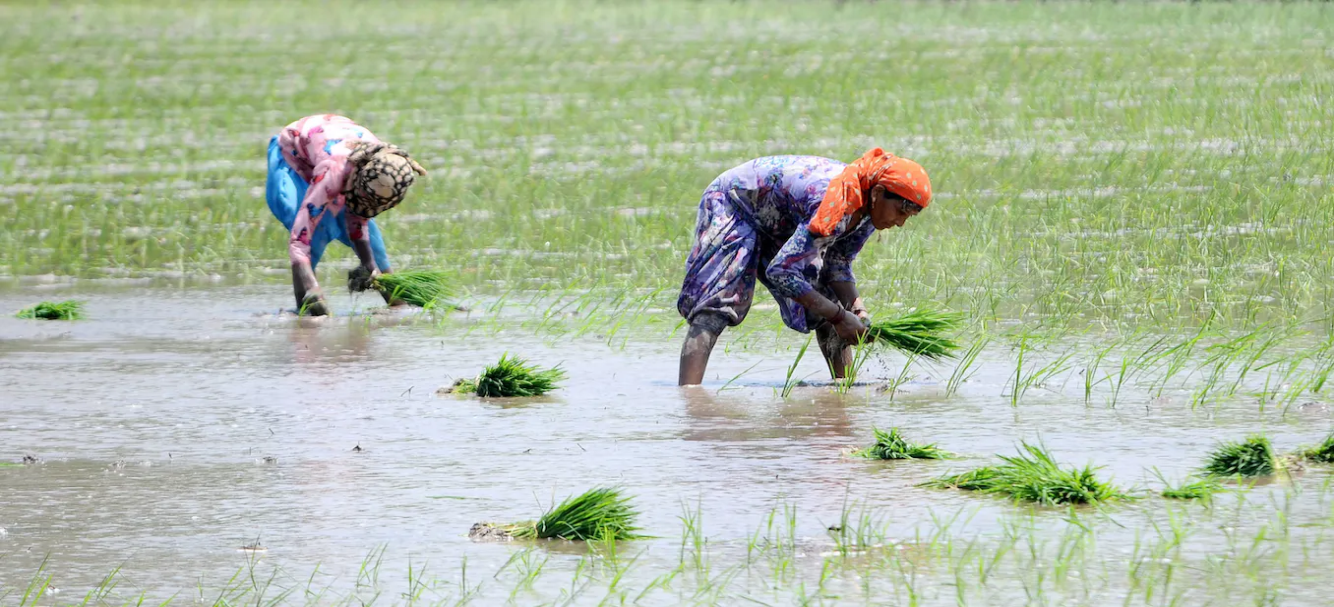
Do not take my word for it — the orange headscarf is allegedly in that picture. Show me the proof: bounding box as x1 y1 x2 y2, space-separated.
809 148 932 237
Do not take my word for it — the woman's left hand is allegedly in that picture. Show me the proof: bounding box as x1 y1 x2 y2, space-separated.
347 265 380 292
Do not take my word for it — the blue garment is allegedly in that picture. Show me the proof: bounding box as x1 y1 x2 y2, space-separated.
264 137 391 271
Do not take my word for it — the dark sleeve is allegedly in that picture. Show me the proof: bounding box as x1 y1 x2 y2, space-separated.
824 221 873 283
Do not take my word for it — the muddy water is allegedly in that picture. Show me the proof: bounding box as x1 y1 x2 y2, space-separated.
2 285 1333 604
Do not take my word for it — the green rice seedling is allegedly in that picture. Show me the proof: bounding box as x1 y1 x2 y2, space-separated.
927 466 1003 491
370 269 453 309
678 499 710 577
1082 341 1117 406
453 354 566 397
1009 342 1075 407
882 352 918 400
924 442 1126 506
1105 355 1136 409
1152 468 1222 501
1148 321 1212 398
1299 433 1334 463
15 300 82 320
1202 436 1281 477
826 498 888 557
852 427 953 460
780 335 813 398
1193 327 1288 407
509 487 643 541
946 337 988 397
864 309 964 360
1229 324 1302 396
719 361 761 393
1310 352 1334 394
1161 477 1222 500
834 336 878 394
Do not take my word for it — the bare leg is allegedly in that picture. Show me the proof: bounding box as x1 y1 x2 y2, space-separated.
291 263 329 316
679 323 723 386
816 324 853 379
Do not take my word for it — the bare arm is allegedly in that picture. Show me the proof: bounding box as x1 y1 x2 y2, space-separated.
765 224 867 341
828 281 867 319
347 215 378 273
794 290 867 342
345 222 401 306
793 290 843 321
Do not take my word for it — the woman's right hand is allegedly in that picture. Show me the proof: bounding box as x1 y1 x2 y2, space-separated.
347 265 380 292
292 262 329 316
300 291 330 317
831 309 870 344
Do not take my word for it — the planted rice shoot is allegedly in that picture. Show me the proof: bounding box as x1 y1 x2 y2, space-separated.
15 300 83 320
852 427 953 460
371 270 453 309
924 442 1126 506
1161 477 1222 500
506 487 643 541
1299 433 1334 464
780 335 813 398
1202 436 1281 477
865 309 963 360
454 353 566 397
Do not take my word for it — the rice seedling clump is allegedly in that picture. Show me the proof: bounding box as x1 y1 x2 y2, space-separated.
475 487 642 542
15 300 83 320
1299 433 1334 464
865 309 963 360
1202 436 1280 477
852 427 953 460
453 354 566 397
1161 477 1222 500
924 442 1126 506
371 270 453 309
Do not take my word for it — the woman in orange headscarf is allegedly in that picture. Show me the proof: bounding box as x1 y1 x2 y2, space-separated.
676 148 933 386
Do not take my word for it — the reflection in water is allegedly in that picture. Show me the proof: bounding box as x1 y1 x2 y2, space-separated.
679 386 855 444
286 319 373 365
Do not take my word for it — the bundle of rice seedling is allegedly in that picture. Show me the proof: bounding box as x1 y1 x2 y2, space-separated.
1202 436 1281 477
924 442 1126 506
473 487 643 542
1300 433 1334 464
1161 477 1222 500
15 300 83 320
371 269 453 309
864 309 963 360
453 354 566 397
852 427 953 460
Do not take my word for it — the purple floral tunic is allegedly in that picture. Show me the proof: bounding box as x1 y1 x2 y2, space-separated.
677 155 874 333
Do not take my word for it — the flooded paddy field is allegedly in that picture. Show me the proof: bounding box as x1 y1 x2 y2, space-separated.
3 0 1334 604
4 286 1334 605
